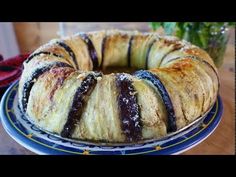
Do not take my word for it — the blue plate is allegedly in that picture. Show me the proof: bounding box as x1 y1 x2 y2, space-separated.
0 81 223 155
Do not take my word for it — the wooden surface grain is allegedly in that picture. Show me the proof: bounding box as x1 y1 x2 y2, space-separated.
0 23 235 155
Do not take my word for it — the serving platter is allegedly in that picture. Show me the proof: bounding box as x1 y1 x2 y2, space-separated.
0 81 223 155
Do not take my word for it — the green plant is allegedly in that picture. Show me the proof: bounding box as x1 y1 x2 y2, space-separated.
149 22 235 67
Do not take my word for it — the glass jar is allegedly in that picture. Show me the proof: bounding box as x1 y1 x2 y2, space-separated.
176 23 230 68
204 26 230 67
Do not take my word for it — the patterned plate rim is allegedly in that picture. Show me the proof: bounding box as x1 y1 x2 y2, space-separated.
0 81 223 155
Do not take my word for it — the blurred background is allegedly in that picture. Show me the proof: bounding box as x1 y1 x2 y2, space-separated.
0 22 150 58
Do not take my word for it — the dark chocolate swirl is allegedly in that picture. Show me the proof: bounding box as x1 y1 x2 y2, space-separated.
116 73 142 142
127 36 134 68
56 41 79 70
25 51 64 64
61 72 102 138
100 36 107 68
145 39 157 69
134 70 177 133
21 62 72 112
79 33 99 70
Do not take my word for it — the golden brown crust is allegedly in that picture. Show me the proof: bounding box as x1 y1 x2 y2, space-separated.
102 31 131 68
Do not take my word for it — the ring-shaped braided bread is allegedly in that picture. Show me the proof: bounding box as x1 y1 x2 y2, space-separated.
18 30 219 143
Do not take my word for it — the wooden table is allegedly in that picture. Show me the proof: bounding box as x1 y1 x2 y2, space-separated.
0 23 235 155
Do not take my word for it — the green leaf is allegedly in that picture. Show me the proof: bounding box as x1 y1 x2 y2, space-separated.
198 25 210 49
149 22 163 31
175 22 185 38
227 22 235 27
203 22 212 27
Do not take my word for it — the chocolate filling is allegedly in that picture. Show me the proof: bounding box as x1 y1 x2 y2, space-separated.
61 72 102 138
56 41 79 69
48 68 74 101
79 33 99 70
25 51 64 64
145 39 157 69
116 74 142 142
100 36 107 68
21 62 72 112
158 44 183 67
127 36 134 68
134 70 177 132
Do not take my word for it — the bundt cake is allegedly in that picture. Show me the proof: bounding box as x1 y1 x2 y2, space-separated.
18 30 219 143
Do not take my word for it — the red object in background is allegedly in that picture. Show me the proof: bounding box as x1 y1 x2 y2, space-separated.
0 53 30 99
